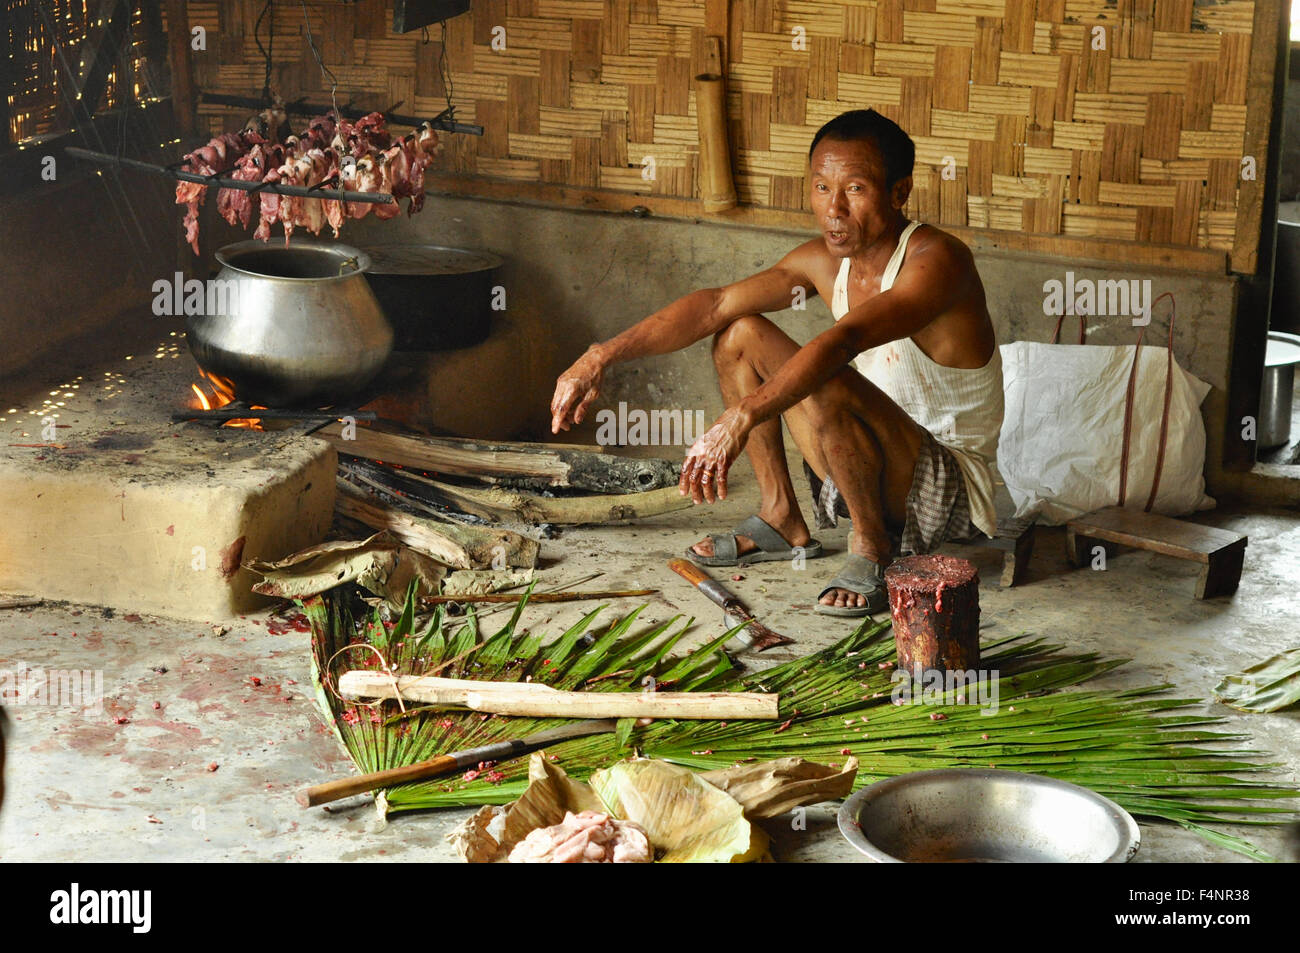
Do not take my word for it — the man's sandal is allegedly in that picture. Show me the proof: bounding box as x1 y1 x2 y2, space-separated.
684 514 824 568
814 553 889 617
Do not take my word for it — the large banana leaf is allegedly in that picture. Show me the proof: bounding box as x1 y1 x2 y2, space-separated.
304 583 1299 861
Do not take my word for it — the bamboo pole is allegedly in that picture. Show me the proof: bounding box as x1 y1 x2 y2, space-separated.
163 0 196 138
695 35 737 213
421 589 656 604
198 93 484 137
339 671 780 720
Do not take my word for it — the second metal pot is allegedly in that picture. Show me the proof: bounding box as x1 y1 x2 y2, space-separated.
361 244 503 351
1260 331 1300 449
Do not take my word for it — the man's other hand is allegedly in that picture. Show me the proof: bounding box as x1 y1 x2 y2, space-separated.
680 407 751 504
551 349 606 434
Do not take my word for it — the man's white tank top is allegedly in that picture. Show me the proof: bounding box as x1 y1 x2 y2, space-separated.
830 220 1003 538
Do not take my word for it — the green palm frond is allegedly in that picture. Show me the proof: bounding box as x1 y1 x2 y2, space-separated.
304 583 1299 861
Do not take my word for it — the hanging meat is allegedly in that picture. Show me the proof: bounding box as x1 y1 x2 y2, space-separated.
217 139 280 230
176 131 252 254
174 111 441 254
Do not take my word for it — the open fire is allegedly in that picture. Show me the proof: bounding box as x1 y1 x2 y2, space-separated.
190 369 266 429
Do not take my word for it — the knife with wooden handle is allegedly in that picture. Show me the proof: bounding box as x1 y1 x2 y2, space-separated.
668 559 795 652
297 718 619 808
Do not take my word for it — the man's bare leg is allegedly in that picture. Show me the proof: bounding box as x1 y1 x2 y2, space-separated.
689 314 812 560
691 314 925 609
803 401 894 563
792 385 922 608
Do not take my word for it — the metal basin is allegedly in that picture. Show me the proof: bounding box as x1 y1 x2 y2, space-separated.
186 239 393 407
838 769 1140 863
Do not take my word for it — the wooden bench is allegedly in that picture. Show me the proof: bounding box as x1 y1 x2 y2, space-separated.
1065 506 1247 599
954 515 1037 588
981 515 1037 588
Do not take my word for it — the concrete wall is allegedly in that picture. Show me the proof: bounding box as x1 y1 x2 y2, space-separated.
0 172 177 380
1281 76 1300 204
344 194 1251 498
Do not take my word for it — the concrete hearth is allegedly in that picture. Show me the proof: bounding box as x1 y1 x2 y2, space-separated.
0 313 336 620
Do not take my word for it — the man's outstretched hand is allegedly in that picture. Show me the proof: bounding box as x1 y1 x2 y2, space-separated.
680 407 751 504
551 349 606 434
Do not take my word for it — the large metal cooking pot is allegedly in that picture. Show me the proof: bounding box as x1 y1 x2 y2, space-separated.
186 239 393 407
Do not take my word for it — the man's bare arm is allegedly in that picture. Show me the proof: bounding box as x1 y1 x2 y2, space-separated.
733 237 972 429
593 238 824 365
550 239 822 432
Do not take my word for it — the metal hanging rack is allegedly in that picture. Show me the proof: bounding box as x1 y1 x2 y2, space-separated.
64 145 397 205
198 92 484 138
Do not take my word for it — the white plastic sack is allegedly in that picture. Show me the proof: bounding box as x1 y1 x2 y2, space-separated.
998 341 1215 524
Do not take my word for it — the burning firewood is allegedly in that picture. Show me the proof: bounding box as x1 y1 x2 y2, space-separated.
315 422 680 495
339 456 691 526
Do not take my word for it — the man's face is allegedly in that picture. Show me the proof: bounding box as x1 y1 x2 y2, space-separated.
809 137 911 257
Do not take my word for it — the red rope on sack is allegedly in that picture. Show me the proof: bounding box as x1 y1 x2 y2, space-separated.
1118 326 1144 507
1143 293 1177 513
1049 313 1087 345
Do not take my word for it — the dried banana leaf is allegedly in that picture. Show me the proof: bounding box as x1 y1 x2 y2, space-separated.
440 568 536 597
446 754 607 863
250 531 446 605
446 806 508 863
1214 648 1300 713
589 758 769 863
501 753 605 849
703 756 859 819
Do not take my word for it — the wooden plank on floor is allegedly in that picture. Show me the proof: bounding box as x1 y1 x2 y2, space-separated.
1067 506 1245 562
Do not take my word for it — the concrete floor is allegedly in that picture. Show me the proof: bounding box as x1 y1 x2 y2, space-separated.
2 447 1298 863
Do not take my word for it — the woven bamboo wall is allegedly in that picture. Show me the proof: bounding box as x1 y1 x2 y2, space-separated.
182 0 1277 273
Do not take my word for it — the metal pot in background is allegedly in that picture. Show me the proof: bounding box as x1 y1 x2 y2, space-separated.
187 240 394 407
361 245 503 351
1259 331 1300 449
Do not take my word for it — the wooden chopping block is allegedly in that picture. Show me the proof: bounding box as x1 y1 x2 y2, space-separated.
884 554 981 674
338 671 779 720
